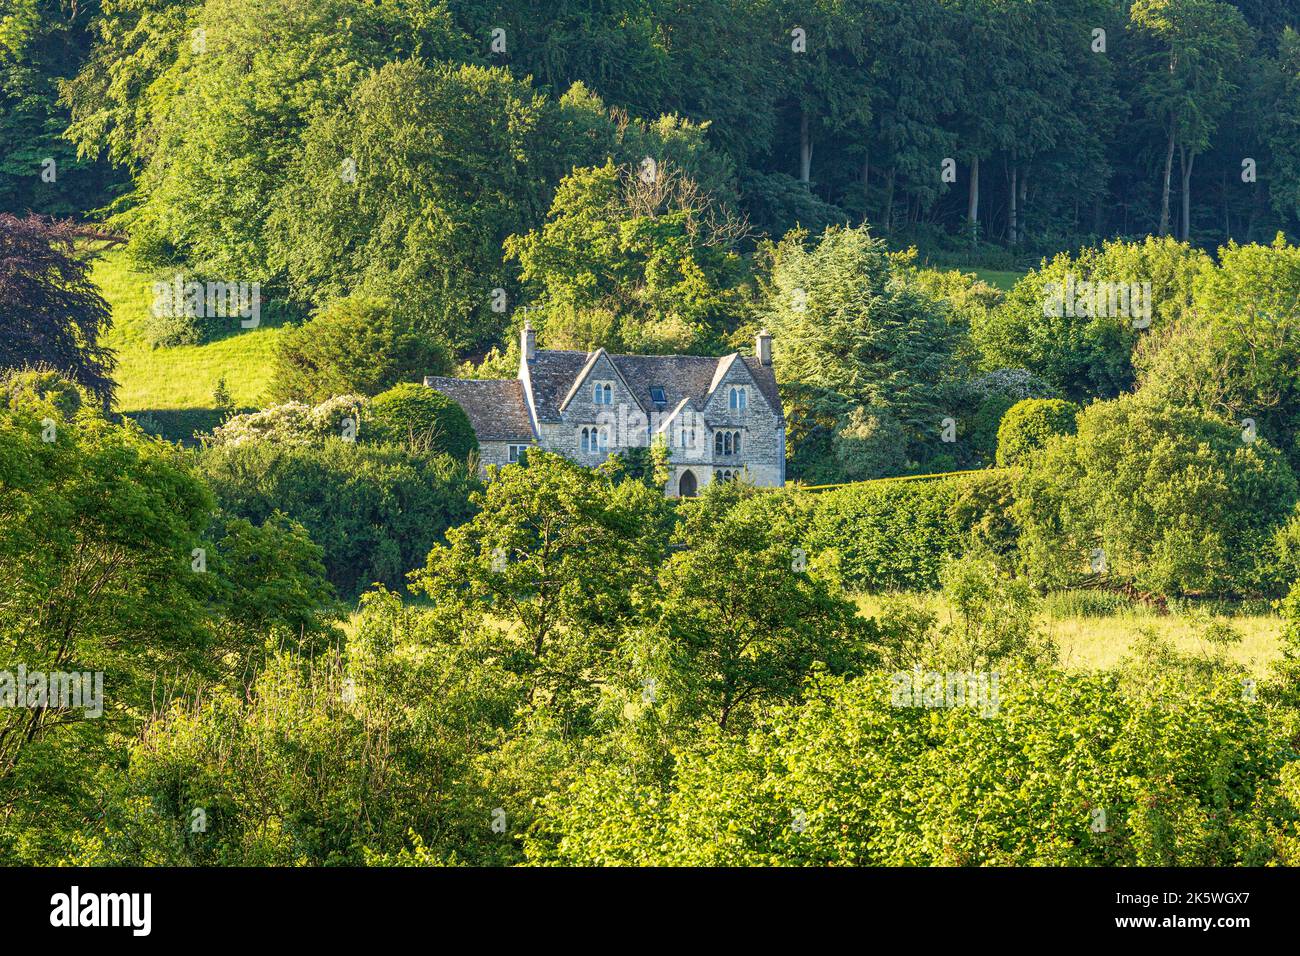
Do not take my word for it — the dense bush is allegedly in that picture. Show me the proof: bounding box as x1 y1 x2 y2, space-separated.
0 378 343 860
0 367 93 417
995 398 1080 466
198 440 479 598
93 595 523 866
1015 394 1299 596
366 383 477 461
805 470 1017 591
268 296 448 404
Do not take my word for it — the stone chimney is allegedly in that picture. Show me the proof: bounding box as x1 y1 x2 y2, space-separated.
521 320 536 362
756 329 772 366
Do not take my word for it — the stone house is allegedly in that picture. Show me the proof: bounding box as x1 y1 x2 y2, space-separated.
425 326 786 497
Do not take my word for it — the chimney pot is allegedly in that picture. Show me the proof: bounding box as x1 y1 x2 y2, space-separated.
522 321 536 362
756 329 772 367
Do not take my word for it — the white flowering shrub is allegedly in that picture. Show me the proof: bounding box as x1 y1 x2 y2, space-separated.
206 394 369 447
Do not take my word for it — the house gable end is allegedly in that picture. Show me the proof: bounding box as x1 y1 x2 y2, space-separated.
702 355 775 420
558 349 646 419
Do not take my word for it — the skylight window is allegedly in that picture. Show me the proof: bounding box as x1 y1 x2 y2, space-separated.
649 386 667 405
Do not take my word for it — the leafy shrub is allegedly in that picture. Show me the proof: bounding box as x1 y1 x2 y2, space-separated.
269 296 448 404
528 667 1291 865
366 383 477 461
877 551 1055 671
995 398 1080 466
197 440 479 598
108 595 523 866
0 367 93 417
139 295 205 347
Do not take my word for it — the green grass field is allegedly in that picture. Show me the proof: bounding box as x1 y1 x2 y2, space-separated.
93 247 286 419
971 268 1022 291
854 591 1283 676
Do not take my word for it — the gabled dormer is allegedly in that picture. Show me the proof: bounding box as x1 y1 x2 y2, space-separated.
558 348 645 419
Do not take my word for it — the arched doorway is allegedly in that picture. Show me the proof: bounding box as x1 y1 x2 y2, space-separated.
677 469 697 498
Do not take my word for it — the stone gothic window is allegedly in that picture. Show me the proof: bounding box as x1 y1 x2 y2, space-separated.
593 382 613 405
729 386 747 411
714 430 742 456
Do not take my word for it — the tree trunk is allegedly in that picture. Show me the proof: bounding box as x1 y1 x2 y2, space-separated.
861 154 870 224
1008 161 1018 246
1179 147 1195 242
799 109 813 184
967 155 980 239
883 166 896 233
1222 169 1229 241
1019 167 1028 241
1158 126 1175 236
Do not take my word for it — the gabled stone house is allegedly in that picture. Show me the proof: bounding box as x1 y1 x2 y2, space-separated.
425 325 785 497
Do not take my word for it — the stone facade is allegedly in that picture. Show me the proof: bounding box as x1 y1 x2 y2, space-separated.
426 328 786 497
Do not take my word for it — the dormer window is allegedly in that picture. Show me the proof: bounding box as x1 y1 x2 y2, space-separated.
649 386 667 405
593 381 613 405
729 386 748 411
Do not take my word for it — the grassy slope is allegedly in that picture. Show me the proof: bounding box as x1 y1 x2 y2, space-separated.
94 247 285 414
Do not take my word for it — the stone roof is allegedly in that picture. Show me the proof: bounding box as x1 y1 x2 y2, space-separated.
533 349 783 422
423 376 534 442
525 349 590 421
426 347 783 441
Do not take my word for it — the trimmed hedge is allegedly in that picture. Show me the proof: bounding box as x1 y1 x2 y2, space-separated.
806 470 1015 591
